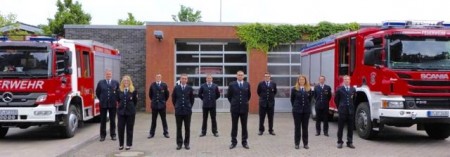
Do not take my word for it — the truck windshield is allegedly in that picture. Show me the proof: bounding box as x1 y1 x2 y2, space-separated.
388 36 450 70
0 47 51 78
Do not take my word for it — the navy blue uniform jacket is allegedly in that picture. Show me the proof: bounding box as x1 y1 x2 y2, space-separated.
96 79 119 108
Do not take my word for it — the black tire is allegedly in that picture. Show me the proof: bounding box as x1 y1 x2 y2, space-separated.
0 127 8 138
355 102 378 139
60 105 80 138
425 124 450 140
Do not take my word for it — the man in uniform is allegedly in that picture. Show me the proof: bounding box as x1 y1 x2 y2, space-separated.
148 74 170 139
228 70 251 149
257 72 277 136
172 74 195 150
96 69 119 141
198 74 221 137
334 75 356 149
314 76 332 136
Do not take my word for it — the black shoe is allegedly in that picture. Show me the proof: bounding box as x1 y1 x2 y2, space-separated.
324 133 329 136
229 144 236 149
199 134 206 137
99 137 105 142
213 133 219 137
258 131 263 136
337 143 343 149
315 133 320 136
295 145 300 149
185 145 190 150
347 144 355 149
164 134 170 138
304 145 309 149
111 136 117 141
119 146 124 150
125 146 131 150
148 134 154 139
243 144 250 149
269 132 276 136
176 145 182 150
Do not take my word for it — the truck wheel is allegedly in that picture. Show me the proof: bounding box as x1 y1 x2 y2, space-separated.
355 102 378 139
61 105 80 138
425 124 450 140
0 127 8 138
311 101 317 120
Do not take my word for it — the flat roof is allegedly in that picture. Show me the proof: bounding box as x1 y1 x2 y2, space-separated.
65 22 379 29
64 25 145 29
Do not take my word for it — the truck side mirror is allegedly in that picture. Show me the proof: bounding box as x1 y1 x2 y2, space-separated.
364 48 382 66
64 51 72 75
364 40 375 49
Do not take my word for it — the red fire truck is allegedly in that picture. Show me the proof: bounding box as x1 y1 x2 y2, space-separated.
0 36 120 138
301 21 450 140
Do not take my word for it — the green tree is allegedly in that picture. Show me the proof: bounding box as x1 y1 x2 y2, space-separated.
43 0 91 36
172 5 202 22
0 12 30 40
118 13 144 25
0 12 17 28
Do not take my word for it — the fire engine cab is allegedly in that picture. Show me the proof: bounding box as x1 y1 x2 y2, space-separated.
301 21 450 140
0 36 120 138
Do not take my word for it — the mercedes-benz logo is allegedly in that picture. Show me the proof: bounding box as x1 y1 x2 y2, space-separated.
2 92 13 103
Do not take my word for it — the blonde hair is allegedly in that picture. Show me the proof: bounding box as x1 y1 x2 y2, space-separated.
294 75 311 91
120 75 135 92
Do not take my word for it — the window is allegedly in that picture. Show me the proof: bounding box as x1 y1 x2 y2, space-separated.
350 37 356 75
338 38 349 75
82 51 91 77
175 41 248 99
76 51 82 78
267 44 304 98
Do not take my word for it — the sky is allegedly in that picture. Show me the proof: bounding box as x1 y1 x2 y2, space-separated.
1 0 450 26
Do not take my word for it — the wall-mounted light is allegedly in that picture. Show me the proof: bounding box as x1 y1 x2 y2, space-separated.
154 30 163 42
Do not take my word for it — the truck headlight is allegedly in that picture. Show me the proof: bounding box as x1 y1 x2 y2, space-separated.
36 95 47 103
382 100 404 109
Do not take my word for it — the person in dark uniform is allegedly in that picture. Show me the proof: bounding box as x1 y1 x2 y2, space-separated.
148 74 170 139
335 75 356 149
257 72 277 136
228 70 251 149
172 74 195 150
314 76 332 136
198 74 221 137
290 75 312 149
96 69 119 141
117 75 138 150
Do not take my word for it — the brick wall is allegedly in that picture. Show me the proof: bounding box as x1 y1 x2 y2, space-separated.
65 25 147 111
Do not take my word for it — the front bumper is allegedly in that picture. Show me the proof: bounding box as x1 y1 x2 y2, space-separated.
380 109 450 124
0 105 56 123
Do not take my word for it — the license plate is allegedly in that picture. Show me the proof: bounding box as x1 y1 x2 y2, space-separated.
0 110 18 120
427 111 450 117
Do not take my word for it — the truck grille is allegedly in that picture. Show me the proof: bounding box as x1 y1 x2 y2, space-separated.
407 80 450 86
406 97 450 109
0 92 45 107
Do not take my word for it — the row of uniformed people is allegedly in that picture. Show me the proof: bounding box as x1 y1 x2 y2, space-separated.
97 69 356 150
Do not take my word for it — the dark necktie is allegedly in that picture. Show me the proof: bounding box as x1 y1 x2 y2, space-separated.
208 84 211 88
267 82 269 87
182 86 185 91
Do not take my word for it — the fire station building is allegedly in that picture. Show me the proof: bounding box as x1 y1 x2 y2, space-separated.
65 22 306 113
